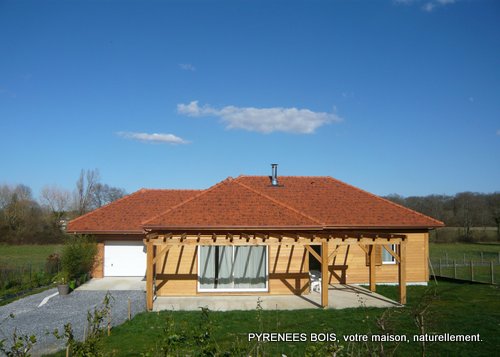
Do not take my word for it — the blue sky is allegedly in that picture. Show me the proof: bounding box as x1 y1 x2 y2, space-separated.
0 0 499 198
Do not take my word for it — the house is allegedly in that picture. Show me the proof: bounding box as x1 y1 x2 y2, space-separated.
67 167 443 310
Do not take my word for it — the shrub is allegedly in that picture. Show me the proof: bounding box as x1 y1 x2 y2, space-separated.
61 235 97 280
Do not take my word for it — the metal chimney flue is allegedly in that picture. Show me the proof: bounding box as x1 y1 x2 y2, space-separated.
270 164 278 186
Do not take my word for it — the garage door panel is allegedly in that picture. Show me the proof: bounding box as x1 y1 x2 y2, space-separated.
104 241 146 277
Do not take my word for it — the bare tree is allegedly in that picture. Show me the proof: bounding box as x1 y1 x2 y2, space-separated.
40 185 71 225
74 169 100 215
91 183 126 208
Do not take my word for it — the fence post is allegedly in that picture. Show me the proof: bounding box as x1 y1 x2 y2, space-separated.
454 260 457 279
481 252 484 264
439 258 442 276
470 260 474 281
491 261 495 284
446 252 449 265
463 253 466 265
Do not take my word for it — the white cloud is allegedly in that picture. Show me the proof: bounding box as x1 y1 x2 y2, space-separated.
395 0 457 11
422 2 436 11
179 63 196 71
177 100 342 134
117 131 189 145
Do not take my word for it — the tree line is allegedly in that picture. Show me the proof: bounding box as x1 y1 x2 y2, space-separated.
0 169 126 244
384 192 500 238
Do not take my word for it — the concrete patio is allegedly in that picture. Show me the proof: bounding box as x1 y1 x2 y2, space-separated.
153 284 401 311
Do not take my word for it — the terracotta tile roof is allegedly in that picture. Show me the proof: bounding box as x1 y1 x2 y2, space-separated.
143 178 322 229
68 175 444 234
67 189 200 233
235 176 444 228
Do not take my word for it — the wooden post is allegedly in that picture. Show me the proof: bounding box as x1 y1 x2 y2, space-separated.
321 241 329 308
128 298 131 320
463 253 466 265
398 239 407 305
470 260 474 281
369 244 376 292
146 241 154 311
481 252 484 264
445 252 448 265
491 261 495 284
439 258 442 276
453 260 457 279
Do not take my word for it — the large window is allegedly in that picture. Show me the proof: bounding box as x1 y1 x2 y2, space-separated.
382 244 397 264
198 246 267 292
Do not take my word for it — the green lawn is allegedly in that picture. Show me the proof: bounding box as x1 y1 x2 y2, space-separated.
430 242 500 263
0 244 63 268
429 243 500 284
46 281 500 356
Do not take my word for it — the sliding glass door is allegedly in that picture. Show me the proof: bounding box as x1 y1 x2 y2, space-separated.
198 245 267 292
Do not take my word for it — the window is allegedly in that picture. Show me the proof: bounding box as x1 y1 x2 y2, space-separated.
382 244 397 264
198 246 267 292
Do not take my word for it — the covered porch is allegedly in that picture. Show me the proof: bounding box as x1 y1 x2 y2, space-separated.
144 231 408 311
153 283 401 311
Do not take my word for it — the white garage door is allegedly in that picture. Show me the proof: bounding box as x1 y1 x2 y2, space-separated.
104 241 146 277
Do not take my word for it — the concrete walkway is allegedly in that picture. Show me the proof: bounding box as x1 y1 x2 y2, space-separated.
76 277 146 291
153 284 401 311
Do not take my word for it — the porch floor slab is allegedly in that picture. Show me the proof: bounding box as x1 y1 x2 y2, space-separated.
76 277 146 291
153 284 401 311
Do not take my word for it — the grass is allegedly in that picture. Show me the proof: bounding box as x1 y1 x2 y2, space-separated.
45 281 500 356
0 244 63 267
0 244 63 305
429 242 500 284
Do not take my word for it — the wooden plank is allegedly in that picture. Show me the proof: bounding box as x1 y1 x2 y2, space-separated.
321 241 329 308
369 244 376 292
146 242 154 311
399 239 407 304
304 245 321 263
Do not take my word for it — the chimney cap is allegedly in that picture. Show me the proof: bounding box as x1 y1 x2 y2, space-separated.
270 163 279 186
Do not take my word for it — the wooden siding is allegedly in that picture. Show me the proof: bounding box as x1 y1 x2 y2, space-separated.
92 242 104 278
328 233 428 284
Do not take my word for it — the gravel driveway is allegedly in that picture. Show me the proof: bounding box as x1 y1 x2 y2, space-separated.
0 288 146 356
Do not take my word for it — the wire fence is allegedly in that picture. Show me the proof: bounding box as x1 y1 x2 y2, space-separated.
430 258 500 285
0 261 61 303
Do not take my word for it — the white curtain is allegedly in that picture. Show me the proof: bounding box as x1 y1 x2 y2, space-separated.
199 245 266 290
234 246 266 289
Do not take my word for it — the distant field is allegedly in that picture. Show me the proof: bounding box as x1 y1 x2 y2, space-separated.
430 242 500 262
0 244 63 268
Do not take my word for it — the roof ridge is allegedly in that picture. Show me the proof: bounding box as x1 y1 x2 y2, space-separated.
68 189 145 227
233 179 324 226
142 177 234 226
325 176 444 226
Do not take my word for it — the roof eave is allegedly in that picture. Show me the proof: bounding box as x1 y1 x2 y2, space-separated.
66 230 144 235
143 225 324 231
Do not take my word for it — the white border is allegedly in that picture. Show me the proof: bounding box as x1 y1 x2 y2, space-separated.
197 245 269 293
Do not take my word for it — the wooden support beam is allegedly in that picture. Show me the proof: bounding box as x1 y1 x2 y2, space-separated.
321 241 329 308
357 244 368 255
146 242 154 311
304 245 322 263
369 244 376 292
152 245 171 265
382 244 400 263
328 246 339 264
399 239 407 305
